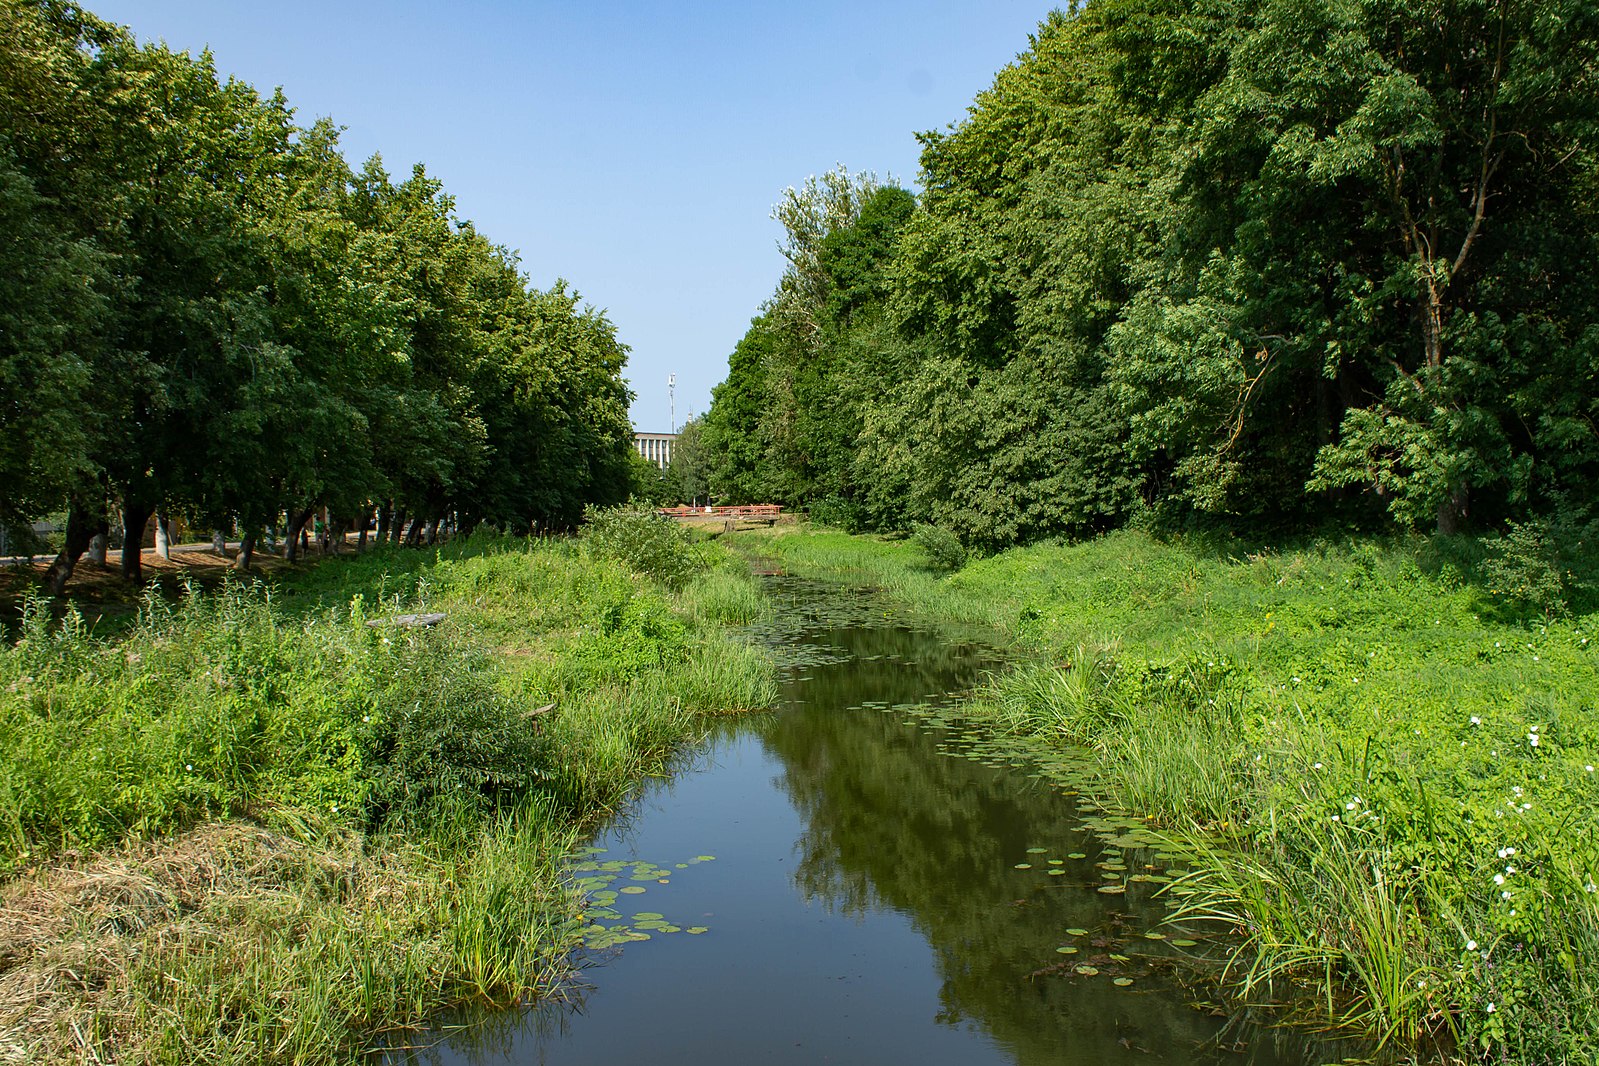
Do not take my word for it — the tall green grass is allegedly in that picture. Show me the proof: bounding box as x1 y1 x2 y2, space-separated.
0 531 776 1063
737 525 1599 1063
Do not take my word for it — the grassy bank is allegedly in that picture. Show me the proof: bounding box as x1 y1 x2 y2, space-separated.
1 517 775 1064
733 526 1599 1063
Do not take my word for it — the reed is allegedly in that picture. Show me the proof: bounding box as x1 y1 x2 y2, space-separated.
736 524 1599 1063
0 533 776 1063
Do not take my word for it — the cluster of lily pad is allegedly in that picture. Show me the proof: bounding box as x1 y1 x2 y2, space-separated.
565 846 715 951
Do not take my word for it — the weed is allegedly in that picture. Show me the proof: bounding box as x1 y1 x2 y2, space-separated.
0 533 776 1063
735 525 1599 1063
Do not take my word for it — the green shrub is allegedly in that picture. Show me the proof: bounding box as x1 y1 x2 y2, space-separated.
581 501 708 588
1480 510 1598 619
911 522 967 571
808 494 862 531
356 633 548 827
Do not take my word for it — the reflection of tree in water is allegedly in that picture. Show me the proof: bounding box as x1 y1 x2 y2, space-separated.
762 614 1317 1066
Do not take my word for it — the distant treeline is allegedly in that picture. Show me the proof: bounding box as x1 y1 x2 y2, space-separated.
1 1 637 591
697 0 1599 549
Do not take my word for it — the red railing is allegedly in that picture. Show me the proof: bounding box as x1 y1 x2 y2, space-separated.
657 504 782 519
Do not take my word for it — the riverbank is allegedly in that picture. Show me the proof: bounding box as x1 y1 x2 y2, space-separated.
0 518 776 1064
730 526 1599 1064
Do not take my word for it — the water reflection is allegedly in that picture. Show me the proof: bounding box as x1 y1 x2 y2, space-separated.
759 591 1289 1065
395 576 1344 1066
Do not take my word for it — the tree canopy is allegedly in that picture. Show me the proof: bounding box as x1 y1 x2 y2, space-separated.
698 0 1599 548
0 0 637 588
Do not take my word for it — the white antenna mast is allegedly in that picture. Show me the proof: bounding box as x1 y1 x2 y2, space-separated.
668 374 676 433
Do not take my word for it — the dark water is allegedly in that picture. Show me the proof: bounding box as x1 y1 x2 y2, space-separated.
409 575 1325 1066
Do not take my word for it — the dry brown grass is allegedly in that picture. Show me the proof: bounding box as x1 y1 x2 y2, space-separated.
0 819 371 1064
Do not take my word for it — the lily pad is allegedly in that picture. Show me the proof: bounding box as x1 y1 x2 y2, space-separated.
1026 847 1049 854
1113 977 1135 987
1074 965 1100 976
1171 939 1199 948
687 927 709 934
1014 863 1034 870
1097 884 1126 895
1055 946 1079 955
619 886 646 895
1065 928 1090 936
1143 932 1166 940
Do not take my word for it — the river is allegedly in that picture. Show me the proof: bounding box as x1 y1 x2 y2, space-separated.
405 572 1326 1065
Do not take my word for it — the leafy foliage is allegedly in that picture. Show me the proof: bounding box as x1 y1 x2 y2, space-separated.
0 1 635 585
581 501 709 589
699 0 1599 542
910 523 967 572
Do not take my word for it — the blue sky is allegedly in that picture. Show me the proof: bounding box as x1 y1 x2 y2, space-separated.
89 1 1058 432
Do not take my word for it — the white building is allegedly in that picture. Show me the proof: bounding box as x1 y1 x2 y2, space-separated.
634 431 677 469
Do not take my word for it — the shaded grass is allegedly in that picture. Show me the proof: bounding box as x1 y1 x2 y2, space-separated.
734 525 1599 1063
0 532 776 1063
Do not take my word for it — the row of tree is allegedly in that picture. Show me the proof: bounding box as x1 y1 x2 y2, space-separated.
1 0 637 592
696 0 1599 549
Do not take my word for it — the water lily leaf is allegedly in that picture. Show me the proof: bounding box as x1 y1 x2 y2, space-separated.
1055 946 1079 954
1143 932 1166 940
1065 928 1090 936
1097 885 1126 894
1113 977 1134 987
1171 939 1199 948
1074 965 1100 976
1067 852 1087 860
1026 847 1049 854
687 927 709 934
1047 869 1066 876
632 912 664 921
1014 863 1033 869
619 886 646 894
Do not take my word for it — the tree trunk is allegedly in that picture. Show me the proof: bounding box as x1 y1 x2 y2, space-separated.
375 502 391 546
357 507 369 552
44 501 97 596
234 530 256 571
391 510 408 545
212 529 226 554
1437 485 1469 536
154 512 172 560
120 501 153 583
284 507 314 564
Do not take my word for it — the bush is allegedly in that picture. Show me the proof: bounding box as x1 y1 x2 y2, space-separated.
581 501 707 588
1480 509 1598 619
911 523 967 571
808 494 862 531
356 634 548 827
